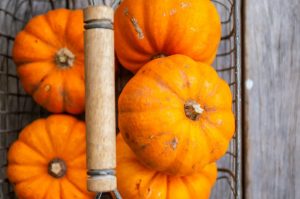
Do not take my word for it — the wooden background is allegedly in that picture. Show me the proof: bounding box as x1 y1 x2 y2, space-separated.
244 0 300 198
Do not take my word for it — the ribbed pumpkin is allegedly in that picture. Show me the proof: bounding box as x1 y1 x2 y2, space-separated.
13 9 85 114
117 134 217 199
115 0 221 73
118 55 235 175
7 115 94 199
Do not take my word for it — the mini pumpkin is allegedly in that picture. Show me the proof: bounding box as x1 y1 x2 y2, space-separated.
13 9 85 114
117 134 217 199
7 115 94 199
115 0 221 72
118 55 235 175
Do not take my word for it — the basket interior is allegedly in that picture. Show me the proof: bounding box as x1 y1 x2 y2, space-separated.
0 0 240 198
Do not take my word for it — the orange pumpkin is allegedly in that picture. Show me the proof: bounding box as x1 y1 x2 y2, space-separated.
7 115 94 199
118 55 235 175
13 9 85 114
115 0 221 73
117 134 217 199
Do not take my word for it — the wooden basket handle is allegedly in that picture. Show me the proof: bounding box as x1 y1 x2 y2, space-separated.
84 5 116 193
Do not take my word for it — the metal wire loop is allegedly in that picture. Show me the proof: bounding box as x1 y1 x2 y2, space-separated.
95 190 122 199
84 19 113 30
88 0 121 9
87 169 116 176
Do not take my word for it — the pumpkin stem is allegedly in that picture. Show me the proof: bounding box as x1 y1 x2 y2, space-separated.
151 53 166 60
184 100 204 121
48 158 67 178
56 48 75 68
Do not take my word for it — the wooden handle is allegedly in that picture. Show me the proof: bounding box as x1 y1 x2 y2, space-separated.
84 6 116 193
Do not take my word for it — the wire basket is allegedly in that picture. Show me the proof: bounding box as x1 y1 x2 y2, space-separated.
0 0 242 198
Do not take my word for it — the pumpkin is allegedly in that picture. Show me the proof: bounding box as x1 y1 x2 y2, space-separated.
115 0 221 73
118 55 235 175
13 9 85 114
117 134 217 199
7 115 94 199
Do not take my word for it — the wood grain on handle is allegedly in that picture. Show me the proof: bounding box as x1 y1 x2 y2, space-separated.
84 6 116 192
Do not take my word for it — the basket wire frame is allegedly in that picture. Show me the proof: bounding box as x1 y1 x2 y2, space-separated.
0 0 242 199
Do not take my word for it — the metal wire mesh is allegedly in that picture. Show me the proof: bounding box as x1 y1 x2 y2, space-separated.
0 0 242 198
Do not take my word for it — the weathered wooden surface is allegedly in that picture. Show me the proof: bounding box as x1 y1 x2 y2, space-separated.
244 0 300 198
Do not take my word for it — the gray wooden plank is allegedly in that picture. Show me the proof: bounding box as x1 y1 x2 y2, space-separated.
244 0 300 199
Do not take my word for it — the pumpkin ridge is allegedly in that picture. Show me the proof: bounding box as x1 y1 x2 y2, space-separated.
24 22 60 50
22 30 57 52
203 103 232 112
17 140 48 163
59 121 84 160
13 32 56 65
59 180 64 199
199 119 228 161
198 118 210 138
43 176 56 198
202 114 226 129
207 111 235 140
64 173 86 194
62 74 78 112
166 175 171 199
65 10 75 43
26 63 57 95
40 177 54 199
68 57 85 80
17 61 56 94
62 91 67 113
120 7 151 55
44 11 77 69
61 76 68 113
17 120 54 158
64 11 82 56
196 74 220 107
166 120 193 175
142 1 160 54
203 164 218 185
16 174 50 198
44 116 60 155
180 177 197 198
67 154 86 167
201 78 233 111
122 6 144 40
8 165 47 184
119 105 180 114
139 67 185 102
30 75 47 96
144 171 160 196
37 84 58 111
44 9 68 46
14 57 53 66
201 112 233 138
50 116 78 157
204 119 230 143
203 3 221 61
161 2 174 53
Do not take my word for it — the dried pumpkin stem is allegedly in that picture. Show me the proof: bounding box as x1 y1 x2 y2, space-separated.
56 48 75 68
184 100 204 121
151 53 166 60
48 158 67 178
